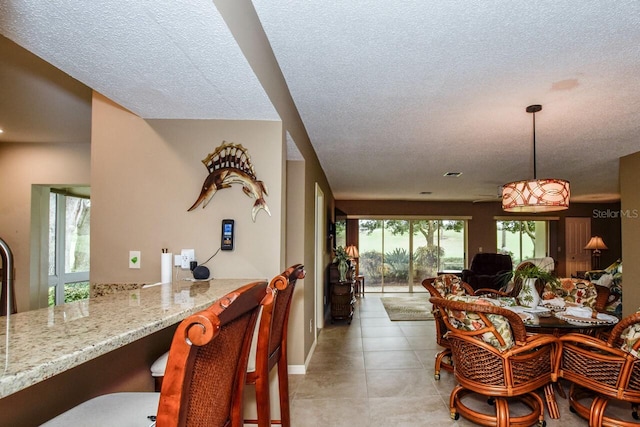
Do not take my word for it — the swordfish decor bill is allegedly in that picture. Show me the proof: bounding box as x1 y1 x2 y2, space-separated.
188 141 270 221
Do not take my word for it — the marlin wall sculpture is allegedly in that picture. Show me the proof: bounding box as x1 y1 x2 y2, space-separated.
188 142 270 221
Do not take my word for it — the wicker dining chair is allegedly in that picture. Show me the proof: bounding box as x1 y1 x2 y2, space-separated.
42 280 270 427
422 274 516 380
422 274 475 380
430 295 557 427
556 312 640 426
244 264 305 427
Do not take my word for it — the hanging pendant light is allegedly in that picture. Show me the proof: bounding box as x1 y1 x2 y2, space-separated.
502 105 570 212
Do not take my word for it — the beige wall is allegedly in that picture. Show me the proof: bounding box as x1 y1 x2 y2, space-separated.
90 92 334 368
620 151 640 317
0 141 90 312
285 160 306 366
90 93 284 283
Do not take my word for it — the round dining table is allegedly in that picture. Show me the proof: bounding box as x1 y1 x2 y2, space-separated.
511 305 620 419
523 310 619 336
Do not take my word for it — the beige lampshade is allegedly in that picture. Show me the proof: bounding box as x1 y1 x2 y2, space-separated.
345 245 359 258
502 178 570 212
584 236 608 251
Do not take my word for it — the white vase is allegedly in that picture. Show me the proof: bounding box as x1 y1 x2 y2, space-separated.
338 261 348 282
518 278 541 308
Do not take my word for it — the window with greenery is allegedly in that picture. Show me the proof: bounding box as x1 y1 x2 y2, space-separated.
48 192 91 306
358 219 466 292
335 219 346 249
496 220 548 265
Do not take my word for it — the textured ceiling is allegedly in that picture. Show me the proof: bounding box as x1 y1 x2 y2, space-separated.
253 0 640 202
0 0 278 121
2 1 640 203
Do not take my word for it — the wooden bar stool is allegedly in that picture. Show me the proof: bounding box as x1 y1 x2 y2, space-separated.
42 280 271 427
150 264 305 427
244 264 305 427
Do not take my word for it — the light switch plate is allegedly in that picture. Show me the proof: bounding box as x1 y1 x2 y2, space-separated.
129 250 141 269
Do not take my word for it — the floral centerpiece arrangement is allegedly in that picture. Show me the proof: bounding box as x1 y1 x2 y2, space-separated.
333 246 351 282
513 264 559 308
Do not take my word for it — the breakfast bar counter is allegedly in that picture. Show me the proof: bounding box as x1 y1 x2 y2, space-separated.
0 278 259 400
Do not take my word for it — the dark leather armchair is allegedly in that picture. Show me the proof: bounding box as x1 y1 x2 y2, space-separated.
461 253 512 290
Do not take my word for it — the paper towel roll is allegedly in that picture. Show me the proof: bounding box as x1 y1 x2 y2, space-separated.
161 283 171 310
161 252 173 284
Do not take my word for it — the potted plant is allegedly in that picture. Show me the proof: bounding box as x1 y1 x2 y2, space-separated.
513 264 559 308
333 246 350 282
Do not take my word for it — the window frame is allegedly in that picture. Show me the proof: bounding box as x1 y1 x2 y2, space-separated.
48 192 90 305
495 218 553 265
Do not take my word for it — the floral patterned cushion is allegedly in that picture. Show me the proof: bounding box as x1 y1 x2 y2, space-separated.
584 260 622 313
605 259 622 276
432 274 469 297
607 273 623 315
444 294 514 351
542 278 597 308
620 310 640 357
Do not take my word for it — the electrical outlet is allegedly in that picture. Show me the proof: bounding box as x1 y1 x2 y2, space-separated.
181 249 195 269
129 251 141 269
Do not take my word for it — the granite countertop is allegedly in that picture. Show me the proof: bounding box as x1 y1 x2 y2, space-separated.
0 278 262 399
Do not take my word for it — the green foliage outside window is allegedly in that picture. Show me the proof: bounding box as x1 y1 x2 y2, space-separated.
384 248 410 281
48 281 90 306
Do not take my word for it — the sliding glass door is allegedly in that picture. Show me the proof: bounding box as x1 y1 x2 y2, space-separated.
358 218 466 293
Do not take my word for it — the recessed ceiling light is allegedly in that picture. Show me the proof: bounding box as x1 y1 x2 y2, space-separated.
0 128 4 134
443 172 462 177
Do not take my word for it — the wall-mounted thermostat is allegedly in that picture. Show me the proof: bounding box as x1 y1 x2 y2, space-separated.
221 219 234 251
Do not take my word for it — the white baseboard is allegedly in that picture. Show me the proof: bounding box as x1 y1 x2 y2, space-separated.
287 335 317 375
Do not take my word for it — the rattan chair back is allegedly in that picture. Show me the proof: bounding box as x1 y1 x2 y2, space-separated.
245 264 305 427
422 275 474 379
157 280 270 427
557 312 640 425
430 296 557 426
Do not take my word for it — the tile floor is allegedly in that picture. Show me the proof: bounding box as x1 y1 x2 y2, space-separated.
285 293 630 427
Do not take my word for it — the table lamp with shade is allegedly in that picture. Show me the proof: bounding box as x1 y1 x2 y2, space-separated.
584 236 607 270
345 245 359 275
